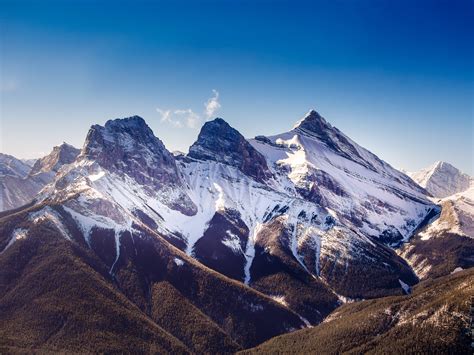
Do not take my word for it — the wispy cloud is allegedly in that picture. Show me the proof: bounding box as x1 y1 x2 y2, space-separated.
157 90 222 129
156 108 182 127
174 109 200 129
204 89 221 119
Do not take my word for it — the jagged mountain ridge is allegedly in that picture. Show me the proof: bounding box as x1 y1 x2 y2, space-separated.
79 116 196 215
407 161 472 198
0 153 32 179
418 185 474 239
0 143 80 212
29 142 79 179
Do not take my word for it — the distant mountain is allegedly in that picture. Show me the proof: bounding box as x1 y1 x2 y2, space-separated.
400 163 474 279
20 158 38 167
244 268 473 354
0 143 79 211
407 161 472 198
0 153 31 179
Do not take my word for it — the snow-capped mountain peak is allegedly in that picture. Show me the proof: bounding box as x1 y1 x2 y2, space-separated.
83 116 161 156
50 115 197 216
289 110 382 173
292 109 328 131
251 111 435 246
408 161 472 198
188 117 272 183
82 115 181 183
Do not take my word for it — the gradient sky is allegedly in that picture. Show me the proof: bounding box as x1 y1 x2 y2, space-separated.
1 0 473 174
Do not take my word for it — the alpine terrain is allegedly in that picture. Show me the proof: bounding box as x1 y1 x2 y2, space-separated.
0 143 80 212
400 162 474 280
0 110 471 353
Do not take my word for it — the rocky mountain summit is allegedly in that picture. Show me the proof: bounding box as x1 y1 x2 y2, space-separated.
188 118 272 183
29 143 79 179
77 116 196 215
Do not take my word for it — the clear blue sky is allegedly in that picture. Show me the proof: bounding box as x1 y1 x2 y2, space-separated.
1 0 473 174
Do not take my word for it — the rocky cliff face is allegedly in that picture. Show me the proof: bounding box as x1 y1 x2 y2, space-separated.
82 116 181 188
29 143 80 179
188 118 272 183
64 116 197 216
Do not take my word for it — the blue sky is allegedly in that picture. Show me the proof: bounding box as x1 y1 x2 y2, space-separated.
1 0 473 174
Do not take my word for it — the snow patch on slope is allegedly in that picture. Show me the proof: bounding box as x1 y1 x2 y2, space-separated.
174 257 185 266
222 230 244 254
29 207 71 240
270 295 288 307
63 204 132 274
244 223 263 284
1 228 28 253
250 128 433 243
399 279 411 294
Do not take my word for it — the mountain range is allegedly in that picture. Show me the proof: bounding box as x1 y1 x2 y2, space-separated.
0 110 472 353
0 143 79 212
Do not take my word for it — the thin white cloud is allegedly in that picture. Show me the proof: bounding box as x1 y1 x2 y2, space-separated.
157 90 222 129
204 89 221 119
156 107 183 128
174 109 200 129
156 108 171 122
